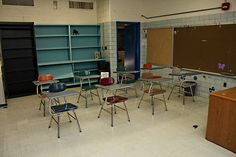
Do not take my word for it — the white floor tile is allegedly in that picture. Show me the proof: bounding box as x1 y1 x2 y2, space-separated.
0 87 235 157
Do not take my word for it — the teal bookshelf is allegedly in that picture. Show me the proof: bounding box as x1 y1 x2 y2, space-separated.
35 25 104 86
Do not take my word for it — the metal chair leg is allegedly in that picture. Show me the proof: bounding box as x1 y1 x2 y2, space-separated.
39 98 43 110
163 94 168 111
135 87 138 97
138 92 145 108
57 115 60 138
90 90 93 100
123 102 130 122
98 102 105 118
111 104 114 127
190 86 195 102
114 105 117 114
97 89 102 105
43 101 46 117
140 82 144 91
55 98 60 104
178 86 181 97
77 91 81 103
67 112 72 122
48 116 53 128
39 97 46 116
73 111 82 132
151 96 154 115
168 85 175 100
85 91 88 108
36 85 39 96
182 87 185 105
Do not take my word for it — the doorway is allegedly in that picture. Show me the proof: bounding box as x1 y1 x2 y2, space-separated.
116 22 140 79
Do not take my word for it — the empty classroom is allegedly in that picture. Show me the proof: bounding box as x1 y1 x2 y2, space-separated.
0 0 236 157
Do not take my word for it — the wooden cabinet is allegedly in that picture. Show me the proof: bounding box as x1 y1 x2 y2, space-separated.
206 87 236 153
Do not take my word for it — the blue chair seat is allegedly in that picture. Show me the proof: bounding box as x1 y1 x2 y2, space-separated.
51 103 78 113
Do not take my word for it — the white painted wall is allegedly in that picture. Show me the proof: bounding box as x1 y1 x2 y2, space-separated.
142 0 236 22
97 0 110 23
1 0 235 24
110 0 143 22
0 0 98 24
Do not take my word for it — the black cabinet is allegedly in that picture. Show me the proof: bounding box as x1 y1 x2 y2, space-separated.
97 61 110 73
0 22 38 98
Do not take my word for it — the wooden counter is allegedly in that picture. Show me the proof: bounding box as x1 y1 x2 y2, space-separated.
206 87 236 153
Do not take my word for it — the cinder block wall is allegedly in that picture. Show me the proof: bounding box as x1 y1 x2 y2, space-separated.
101 22 117 81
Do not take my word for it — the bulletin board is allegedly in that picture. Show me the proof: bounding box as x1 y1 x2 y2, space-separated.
147 28 173 66
173 24 236 75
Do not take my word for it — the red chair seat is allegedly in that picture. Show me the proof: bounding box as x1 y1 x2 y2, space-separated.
150 76 162 79
103 96 128 104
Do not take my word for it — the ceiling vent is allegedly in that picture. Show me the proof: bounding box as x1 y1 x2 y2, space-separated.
69 1 93 9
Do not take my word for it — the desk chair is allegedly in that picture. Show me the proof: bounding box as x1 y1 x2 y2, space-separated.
98 77 130 127
77 71 101 108
38 74 54 116
141 72 162 90
48 83 82 138
116 66 138 97
168 80 196 105
167 67 181 90
167 67 196 105
138 81 167 115
37 74 53 92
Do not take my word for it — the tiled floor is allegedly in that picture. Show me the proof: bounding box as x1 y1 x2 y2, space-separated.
0 86 235 157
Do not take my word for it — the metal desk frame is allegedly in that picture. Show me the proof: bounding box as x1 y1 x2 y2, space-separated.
113 70 139 97
95 84 132 126
33 80 59 96
42 90 81 138
75 74 101 108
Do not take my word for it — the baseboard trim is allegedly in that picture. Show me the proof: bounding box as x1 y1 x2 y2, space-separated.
0 103 8 108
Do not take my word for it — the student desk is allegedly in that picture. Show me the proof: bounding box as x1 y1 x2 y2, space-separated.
43 90 79 103
113 71 139 97
206 87 236 153
33 80 59 95
42 90 79 114
96 84 133 96
139 77 172 90
42 90 80 138
75 74 101 107
76 75 100 86
113 70 139 84
95 83 132 126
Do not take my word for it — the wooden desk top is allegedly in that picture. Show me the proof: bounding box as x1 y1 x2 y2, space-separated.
210 87 236 102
